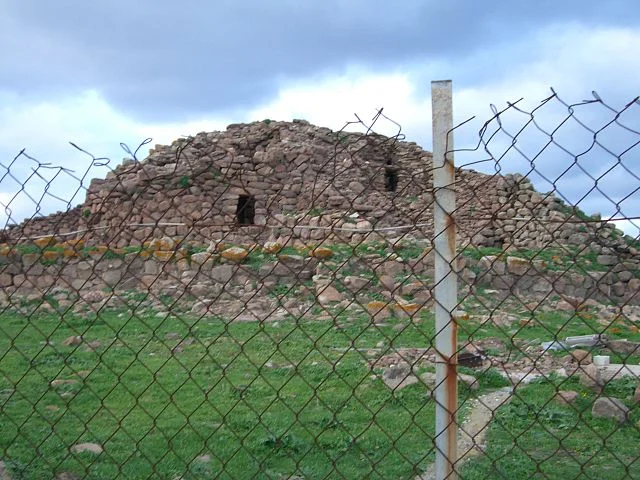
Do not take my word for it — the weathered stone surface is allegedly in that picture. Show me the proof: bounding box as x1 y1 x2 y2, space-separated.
0 274 12 287
55 473 80 480
83 291 104 304
382 260 405 277
569 349 592 365
479 256 506 275
579 363 602 391
191 283 214 297
221 247 249 262
555 390 578 405
311 247 333 259
210 265 235 283
605 340 640 356
190 252 215 266
419 372 437 388
70 443 103 454
597 255 618 266
262 241 282 254
591 397 629 423
317 285 343 305
51 379 79 387
1 122 640 310
382 364 417 390
506 256 530 275
33 236 56 249
62 336 83 347
378 275 396 292
0 460 12 480
101 269 122 286
344 276 370 291
458 373 479 390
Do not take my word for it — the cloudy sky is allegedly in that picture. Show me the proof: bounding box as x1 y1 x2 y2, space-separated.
1 0 639 235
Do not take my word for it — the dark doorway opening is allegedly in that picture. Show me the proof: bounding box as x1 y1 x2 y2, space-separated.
236 195 255 225
385 170 398 192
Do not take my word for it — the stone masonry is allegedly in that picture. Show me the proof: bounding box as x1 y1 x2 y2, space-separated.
4 120 638 267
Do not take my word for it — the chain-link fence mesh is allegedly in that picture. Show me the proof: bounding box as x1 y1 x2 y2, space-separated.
0 87 638 480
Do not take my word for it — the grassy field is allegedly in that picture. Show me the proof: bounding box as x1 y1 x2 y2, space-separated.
460 376 640 479
0 305 450 480
0 288 639 479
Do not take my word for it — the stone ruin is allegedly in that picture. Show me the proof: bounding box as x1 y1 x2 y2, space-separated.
6 119 638 255
2 119 640 304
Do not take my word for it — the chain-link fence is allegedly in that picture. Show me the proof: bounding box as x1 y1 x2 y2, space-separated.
0 82 639 480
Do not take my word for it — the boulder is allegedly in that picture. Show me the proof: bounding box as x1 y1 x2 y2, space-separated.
506 256 530 275
591 397 629 423
605 340 640 356
310 247 333 259
382 364 417 390
317 285 343 305
555 390 578 405
458 373 479 390
579 364 602 391
70 443 103 455
221 247 249 262
190 252 216 266
262 241 282 254
378 274 396 292
569 349 592 365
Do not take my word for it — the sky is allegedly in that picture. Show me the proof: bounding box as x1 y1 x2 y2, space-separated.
1 0 639 236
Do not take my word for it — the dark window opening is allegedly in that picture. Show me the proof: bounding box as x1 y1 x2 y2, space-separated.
236 195 255 225
385 170 398 192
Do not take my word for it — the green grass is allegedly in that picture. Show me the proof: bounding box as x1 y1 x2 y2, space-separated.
461 376 640 479
1 292 639 479
0 307 446 480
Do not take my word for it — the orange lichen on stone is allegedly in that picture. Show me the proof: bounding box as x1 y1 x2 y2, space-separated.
366 300 388 312
41 250 60 261
262 241 282 254
310 247 333 259
221 246 249 262
214 242 231 253
61 239 85 250
394 302 421 314
153 250 174 261
33 236 56 249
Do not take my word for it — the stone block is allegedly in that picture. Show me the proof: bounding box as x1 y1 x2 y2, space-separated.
592 397 629 423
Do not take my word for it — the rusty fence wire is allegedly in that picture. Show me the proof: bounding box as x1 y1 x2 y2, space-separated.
0 84 638 480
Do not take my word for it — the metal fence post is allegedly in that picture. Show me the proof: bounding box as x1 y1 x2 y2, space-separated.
431 79 458 480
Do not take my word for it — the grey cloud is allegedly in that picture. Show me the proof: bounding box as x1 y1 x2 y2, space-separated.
2 0 639 121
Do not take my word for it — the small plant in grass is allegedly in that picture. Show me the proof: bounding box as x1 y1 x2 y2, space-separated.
460 246 504 261
268 284 293 298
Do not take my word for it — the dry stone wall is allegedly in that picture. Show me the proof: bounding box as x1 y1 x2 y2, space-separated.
1 242 639 308
4 119 639 271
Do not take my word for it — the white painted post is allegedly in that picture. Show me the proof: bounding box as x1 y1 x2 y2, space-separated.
431 80 458 480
